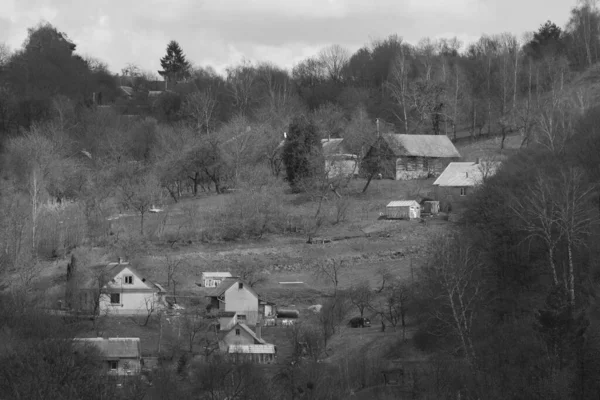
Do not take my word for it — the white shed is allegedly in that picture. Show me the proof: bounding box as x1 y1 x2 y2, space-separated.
200 272 233 288
386 200 421 220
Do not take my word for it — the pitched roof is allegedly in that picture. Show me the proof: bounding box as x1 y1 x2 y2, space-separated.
232 323 266 344
201 272 233 279
275 137 355 157
119 86 134 97
73 337 141 358
380 134 461 158
80 261 162 292
205 277 258 299
387 200 420 208
433 161 502 187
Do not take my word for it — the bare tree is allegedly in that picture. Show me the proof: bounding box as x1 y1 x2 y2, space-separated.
510 172 563 285
0 42 11 66
226 59 257 116
181 90 217 134
164 255 186 301
116 170 165 235
318 44 350 82
233 262 267 288
347 281 373 318
181 306 209 353
552 167 599 307
421 232 484 366
315 259 345 296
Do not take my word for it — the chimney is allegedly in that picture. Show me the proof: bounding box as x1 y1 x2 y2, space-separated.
465 172 469 178
255 325 262 340
283 132 287 139
475 157 480 165
376 118 380 138
118 257 123 264
328 133 331 141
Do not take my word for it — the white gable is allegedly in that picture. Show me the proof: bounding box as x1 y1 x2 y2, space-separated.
104 266 153 290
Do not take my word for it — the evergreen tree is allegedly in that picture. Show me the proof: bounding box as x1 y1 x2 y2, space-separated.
282 116 322 188
158 40 191 84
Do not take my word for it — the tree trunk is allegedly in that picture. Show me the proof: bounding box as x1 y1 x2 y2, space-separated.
140 213 145 235
453 70 459 141
487 56 492 136
548 246 558 286
362 172 375 193
567 239 576 308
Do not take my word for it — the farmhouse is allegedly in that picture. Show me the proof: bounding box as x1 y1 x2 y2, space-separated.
72 337 142 376
386 200 421 220
206 278 273 327
363 134 460 180
220 323 276 364
69 259 167 316
199 272 233 288
433 160 501 207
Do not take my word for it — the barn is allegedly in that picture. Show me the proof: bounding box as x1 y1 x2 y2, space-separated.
386 201 421 220
363 134 461 180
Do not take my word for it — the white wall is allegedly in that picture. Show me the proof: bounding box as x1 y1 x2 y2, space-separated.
224 284 259 325
99 291 164 315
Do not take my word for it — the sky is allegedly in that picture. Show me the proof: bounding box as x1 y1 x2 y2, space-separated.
0 0 575 76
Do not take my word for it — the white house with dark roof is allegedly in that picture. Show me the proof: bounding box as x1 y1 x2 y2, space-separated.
363 134 461 180
73 337 142 375
433 160 502 205
206 277 275 327
70 259 167 315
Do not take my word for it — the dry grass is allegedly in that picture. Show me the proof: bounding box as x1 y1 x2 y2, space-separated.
456 133 522 162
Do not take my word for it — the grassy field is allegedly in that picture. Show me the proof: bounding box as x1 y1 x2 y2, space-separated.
30 133 522 364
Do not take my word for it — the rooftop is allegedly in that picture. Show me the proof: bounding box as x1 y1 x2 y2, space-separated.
228 344 276 354
380 134 461 158
73 337 141 358
433 161 502 187
387 200 421 207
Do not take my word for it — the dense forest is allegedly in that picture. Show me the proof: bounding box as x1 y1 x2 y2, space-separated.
2 0 600 399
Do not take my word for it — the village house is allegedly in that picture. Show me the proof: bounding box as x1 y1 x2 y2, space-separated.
220 323 276 364
275 136 359 178
199 272 233 288
206 277 275 328
433 160 502 208
72 337 142 376
363 134 461 180
68 259 167 316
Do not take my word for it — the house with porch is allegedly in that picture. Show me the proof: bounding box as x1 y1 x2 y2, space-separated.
220 322 276 364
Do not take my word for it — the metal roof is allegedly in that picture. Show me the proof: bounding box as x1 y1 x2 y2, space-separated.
73 338 141 358
380 134 461 158
386 200 420 208
201 272 233 278
228 344 276 354
433 162 502 187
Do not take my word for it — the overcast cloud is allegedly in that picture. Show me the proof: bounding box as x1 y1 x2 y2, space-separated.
1 0 574 75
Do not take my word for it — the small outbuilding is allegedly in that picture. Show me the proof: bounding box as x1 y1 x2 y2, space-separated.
200 272 233 288
386 201 421 220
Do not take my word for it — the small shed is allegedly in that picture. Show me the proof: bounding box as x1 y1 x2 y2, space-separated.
422 201 440 215
200 272 233 288
386 201 421 220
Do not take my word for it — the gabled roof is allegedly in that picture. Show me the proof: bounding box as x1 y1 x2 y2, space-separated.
379 134 461 158
119 86 134 97
230 323 266 344
387 200 420 208
205 277 258 299
201 272 233 279
73 337 141 358
275 137 355 157
433 161 502 187
80 262 163 292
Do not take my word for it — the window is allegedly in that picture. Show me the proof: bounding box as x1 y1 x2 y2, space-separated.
124 275 133 284
238 282 243 289
235 329 240 336
460 187 467 196
237 314 246 321
110 293 120 304
109 360 118 371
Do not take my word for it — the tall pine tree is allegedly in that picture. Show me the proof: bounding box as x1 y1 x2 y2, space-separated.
282 115 322 188
158 40 191 86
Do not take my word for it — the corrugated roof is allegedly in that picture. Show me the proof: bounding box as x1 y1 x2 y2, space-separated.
201 272 233 278
381 134 461 158
433 162 501 187
228 344 276 354
73 338 141 358
387 200 420 208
